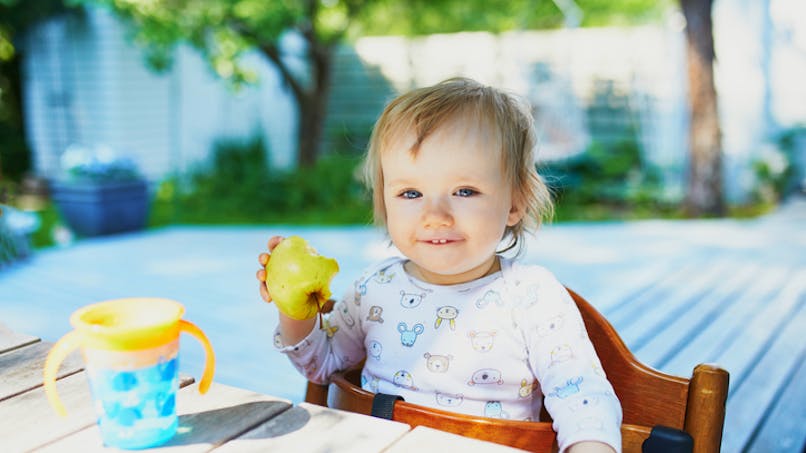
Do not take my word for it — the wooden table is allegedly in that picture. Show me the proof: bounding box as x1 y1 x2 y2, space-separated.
0 325 525 453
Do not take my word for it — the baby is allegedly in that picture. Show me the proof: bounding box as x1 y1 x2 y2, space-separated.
257 77 622 452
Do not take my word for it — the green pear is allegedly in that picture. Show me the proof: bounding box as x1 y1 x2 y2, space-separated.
265 236 339 320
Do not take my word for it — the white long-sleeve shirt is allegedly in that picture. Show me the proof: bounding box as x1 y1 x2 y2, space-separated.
275 256 622 452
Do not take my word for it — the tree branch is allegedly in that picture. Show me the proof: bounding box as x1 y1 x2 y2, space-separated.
259 42 307 100
227 19 307 100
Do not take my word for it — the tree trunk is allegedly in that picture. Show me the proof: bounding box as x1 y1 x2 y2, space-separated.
259 41 334 168
297 43 333 167
681 0 725 216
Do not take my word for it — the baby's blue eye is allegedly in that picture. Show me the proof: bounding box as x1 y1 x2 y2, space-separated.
400 190 421 199
455 188 477 197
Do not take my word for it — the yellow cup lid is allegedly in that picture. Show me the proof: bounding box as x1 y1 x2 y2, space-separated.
70 298 185 350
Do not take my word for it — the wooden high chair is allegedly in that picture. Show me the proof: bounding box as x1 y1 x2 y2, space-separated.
305 288 729 453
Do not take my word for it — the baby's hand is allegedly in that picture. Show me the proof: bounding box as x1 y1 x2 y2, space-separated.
567 441 616 453
256 235 285 303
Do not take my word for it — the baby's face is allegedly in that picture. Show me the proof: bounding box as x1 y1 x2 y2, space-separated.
381 121 523 285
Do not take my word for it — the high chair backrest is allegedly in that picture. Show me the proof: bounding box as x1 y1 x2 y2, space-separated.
305 287 729 453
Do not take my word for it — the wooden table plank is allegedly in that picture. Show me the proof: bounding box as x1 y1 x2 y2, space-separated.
386 425 529 452
745 350 806 453
212 402 411 453
37 382 292 452
0 371 97 452
721 294 806 452
0 321 39 354
0 340 84 401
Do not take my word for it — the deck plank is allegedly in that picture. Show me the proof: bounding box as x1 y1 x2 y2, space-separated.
720 293 806 452
744 350 806 453
714 272 805 392
662 266 794 377
591 255 701 314
613 258 736 349
634 261 760 368
604 257 730 340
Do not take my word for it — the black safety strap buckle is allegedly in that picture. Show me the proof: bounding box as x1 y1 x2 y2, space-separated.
370 392 404 420
642 425 693 453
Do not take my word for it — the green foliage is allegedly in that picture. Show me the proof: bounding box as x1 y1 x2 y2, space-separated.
28 202 60 248
0 56 31 181
1 0 76 182
0 203 36 263
542 139 677 221
0 216 24 265
59 144 143 182
0 119 31 181
354 0 673 36
150 136 372 226
751 125 805 203
154 133 678 228
148 133 683 227
538 76 682 221
0 0 73 62
70 0 339 86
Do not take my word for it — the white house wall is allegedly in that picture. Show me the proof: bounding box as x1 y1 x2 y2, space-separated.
174 44 298 175
22 16 77 177
105 10 174 182
68 9 116 149
22 7 297 183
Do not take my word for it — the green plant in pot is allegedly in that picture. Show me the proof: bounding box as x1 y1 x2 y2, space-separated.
51 144 149 237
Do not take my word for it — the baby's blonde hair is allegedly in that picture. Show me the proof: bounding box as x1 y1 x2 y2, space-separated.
363 77 553 255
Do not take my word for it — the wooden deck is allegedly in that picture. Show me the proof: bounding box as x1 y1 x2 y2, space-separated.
1 198 804 452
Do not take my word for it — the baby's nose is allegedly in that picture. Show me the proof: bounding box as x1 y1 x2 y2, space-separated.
422 198 453 227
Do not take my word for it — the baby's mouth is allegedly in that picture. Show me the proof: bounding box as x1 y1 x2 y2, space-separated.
423 238 460 245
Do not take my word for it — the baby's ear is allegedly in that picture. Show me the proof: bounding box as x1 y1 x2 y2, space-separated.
507 193 526 226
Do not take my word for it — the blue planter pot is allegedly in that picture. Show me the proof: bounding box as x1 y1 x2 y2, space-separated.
51 180 149 237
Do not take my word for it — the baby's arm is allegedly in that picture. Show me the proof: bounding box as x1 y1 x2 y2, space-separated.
273 297 365 384
567 441 617 453
521 269 622 453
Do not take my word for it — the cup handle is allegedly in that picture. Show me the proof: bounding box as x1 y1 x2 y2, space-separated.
179 320 215 394
43 330 82 417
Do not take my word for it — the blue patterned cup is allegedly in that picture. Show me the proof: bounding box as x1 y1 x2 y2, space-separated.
44 298 215 449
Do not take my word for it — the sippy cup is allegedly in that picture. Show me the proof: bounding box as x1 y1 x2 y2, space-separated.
43 298 215 449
